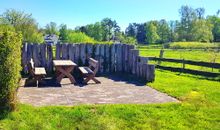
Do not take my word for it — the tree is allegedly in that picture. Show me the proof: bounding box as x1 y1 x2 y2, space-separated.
59 24 68 42
85 22 104 41
195 8 205 19
145 22 160 44
191 19 213 42
157 19 170 43
136 23 146 44
101 18 120 41
45 22 59 35
0 9 43 43
207 15 220 42
178 5 197 41
125 23 138 38
168 20 178 42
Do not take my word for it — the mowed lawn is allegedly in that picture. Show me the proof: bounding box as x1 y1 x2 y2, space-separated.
0 70 220 130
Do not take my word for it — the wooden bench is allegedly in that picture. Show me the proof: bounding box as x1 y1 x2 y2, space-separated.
27 59 47 86
79 58 101 84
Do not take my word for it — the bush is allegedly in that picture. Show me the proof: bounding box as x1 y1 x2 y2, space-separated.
0 31 22 110
169 42 219 49
66 32 96 43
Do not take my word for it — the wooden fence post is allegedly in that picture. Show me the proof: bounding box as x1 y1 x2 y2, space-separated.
56 43 61 60
32 44 40 67
111 44 116 73
105 44 110 73
74 44 80 64
80 44 86 65
62 43 68 59
22 43 28 71
145 64 155 82
47 44 53 72
100 44 105 73
130 49 139 75
68 44 75 62
40 44 47 68
116 44 123 72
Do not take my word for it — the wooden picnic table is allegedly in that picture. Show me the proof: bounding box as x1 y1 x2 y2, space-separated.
53 60 77 84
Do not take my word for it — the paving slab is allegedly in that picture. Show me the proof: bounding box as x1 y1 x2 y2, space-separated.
18 75 178 106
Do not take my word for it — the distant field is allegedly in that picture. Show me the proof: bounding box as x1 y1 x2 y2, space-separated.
139 48 220 63
138 46 220 73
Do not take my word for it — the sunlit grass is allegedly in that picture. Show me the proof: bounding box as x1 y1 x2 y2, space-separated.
0 70 220 130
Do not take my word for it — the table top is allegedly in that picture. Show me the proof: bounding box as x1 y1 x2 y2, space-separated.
53 60 77 66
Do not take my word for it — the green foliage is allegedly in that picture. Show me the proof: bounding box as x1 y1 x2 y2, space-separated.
0 30 22 110
157 19 170 43
191 20 213 42
84 22 104 41
59 24 68 42
45 22 60 36
0 9 43 43
0 25 15 32
207 15 220 42
146 22 160 44
118 33 137 44
66 31 96 43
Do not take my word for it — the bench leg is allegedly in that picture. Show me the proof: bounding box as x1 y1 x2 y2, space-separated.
84 75 100 84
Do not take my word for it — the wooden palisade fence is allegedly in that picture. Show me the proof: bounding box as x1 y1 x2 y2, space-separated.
147 56 220 77
22 43 155 82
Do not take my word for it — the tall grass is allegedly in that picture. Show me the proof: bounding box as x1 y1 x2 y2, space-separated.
169 42 219 49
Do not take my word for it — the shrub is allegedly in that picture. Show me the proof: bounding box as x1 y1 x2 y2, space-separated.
169 42 219 49
66 32 96 43
0 31 22 110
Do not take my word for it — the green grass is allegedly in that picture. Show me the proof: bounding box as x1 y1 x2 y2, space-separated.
169 42 220 49
0 70 220 130
139 48 220 72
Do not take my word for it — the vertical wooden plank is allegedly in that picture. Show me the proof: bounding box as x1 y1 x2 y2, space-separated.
124 44 128 73
131 49 139 75
94 44 100 73
145 64 155 82
74 44 80 64
32 44 40 67
27 43 33 63
105 44 110 73
62 43 68 59
47 44 53 72
99 44 105 73
121 44 126 72
56 43 61 59
128 45 135 73
80 44 86 65
40 44 47 68
111 44 116 73
68 44 75 62
22 43 28 70
116 44 122 72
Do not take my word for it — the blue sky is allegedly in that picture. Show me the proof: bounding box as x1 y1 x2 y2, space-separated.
0 0 219 31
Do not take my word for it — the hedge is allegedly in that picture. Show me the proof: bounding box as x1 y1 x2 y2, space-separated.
0 31 22 110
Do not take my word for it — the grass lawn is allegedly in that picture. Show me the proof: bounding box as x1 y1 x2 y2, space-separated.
139 48 220 73
0 70 220 130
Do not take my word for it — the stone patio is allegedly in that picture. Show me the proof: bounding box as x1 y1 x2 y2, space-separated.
18 75 178 106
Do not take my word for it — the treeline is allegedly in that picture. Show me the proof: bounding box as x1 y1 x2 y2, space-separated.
0 5 220 44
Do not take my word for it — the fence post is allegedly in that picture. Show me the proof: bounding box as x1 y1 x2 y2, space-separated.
158 49 164 65
56 43 61 60
47 44 53 72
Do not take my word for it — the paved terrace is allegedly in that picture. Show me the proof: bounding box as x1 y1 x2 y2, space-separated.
18 75 178 106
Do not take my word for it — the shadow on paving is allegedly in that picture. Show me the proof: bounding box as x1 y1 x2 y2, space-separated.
23 73 147 88
101 73 147 86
